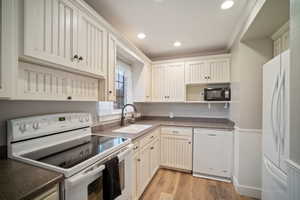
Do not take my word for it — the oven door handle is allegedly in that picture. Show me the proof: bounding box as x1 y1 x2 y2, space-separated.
66 164 105 187
118 144 133 161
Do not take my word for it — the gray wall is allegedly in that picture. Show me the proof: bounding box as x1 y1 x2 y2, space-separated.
136 103 230 118
0 101 98 148
290 0 300 165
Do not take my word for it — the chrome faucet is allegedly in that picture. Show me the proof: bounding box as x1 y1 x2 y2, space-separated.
121 104 138 126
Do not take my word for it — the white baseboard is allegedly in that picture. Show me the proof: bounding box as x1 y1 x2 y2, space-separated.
233 176 262 199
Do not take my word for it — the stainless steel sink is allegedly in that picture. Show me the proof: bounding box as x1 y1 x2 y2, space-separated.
113 124 152 134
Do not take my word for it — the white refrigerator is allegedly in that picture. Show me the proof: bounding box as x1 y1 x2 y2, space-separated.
262 50 290 200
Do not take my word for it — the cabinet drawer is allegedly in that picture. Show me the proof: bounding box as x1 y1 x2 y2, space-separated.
140 129 160 147
133 140 140 153
161 126 192 137
34 185 59 200
194 128 233 135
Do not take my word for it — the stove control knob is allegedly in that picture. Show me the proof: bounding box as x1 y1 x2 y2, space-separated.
19 124 27 133
85 117 89 122
33 122 40 130
79 117 84 122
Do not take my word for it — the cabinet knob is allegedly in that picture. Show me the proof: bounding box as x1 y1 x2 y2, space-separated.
109 91 112 94
79 56 83 61
67 96 72 100
133 146 139 150
150 147 154 150
188 141 192 144
137 158 141 162
73 55 79 61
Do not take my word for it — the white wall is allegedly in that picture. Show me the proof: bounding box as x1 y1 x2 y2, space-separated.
136 103 230 118
230 38 272 199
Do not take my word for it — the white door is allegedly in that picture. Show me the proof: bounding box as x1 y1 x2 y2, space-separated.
107 33 117 101
207 59 230 83
24 0 78 70
166 63 185 102
262 158 287 200
145 63 152 101
68 74 98 101
77 12 107 76
263 55 281 167
185 60 209 84
152 65 166 101
279 50 290 173
193 129 233 178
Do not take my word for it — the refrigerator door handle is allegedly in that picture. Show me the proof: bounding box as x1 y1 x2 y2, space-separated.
278 70 286 155
271 74 280 147
264 159 287 186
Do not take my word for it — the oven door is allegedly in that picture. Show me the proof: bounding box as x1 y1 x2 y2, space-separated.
65 145 133 200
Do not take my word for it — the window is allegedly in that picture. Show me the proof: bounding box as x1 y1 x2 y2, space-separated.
98 59 133 117
114 68 126 109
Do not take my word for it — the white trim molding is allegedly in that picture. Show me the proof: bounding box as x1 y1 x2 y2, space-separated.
233 126 262 199
233 176 262 199
287 159 300 200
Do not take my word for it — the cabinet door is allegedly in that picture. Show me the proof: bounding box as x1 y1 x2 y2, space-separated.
161 135 192 170
68 74 98 101
207 59 230 83
152 65 166 101
107 33 117 101
193 129 233 178
145 63 152 101
165 63 185 102
77 12 107 76
185 60 209 84
24 0 78 70
139 145 150 193
150 139 160 177
132 152 140 200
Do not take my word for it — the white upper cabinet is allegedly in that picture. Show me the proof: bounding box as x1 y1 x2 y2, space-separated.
185 57 230 84
77 11 107 76
23 0 107 77
152 62 185 102
17 62 98 101
107 33 117 101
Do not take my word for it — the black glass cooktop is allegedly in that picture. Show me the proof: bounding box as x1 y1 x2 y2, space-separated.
22 135 128 169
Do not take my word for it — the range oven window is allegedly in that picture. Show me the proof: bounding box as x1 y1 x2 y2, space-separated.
87 160 125 200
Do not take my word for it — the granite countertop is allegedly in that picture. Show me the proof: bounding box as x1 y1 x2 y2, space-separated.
93 117 235 141
0 159 63 200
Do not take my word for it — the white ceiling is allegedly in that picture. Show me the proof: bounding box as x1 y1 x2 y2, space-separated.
85 0 253 60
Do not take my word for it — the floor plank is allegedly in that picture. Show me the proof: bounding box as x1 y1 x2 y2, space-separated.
140 169 258 200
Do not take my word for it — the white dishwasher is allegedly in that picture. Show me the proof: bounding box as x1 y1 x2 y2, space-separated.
192 128 233 182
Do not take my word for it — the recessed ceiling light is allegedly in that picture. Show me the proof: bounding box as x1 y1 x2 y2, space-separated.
221 0 234 10
174 41 181 47
137 33 146 39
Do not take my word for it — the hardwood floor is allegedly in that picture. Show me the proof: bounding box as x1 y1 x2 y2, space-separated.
140 169 258 200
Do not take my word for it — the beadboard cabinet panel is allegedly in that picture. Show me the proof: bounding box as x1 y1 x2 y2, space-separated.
17 62 98 101
152 63 185 102
208 59 230 83
23 0 107 78
24 0 78 69
185 60 209 84
107 33 117 101
78 12 107 76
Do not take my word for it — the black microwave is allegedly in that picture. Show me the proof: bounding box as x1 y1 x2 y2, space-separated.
204 88 231 101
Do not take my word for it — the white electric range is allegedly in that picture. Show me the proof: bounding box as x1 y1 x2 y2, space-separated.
7 113 133 200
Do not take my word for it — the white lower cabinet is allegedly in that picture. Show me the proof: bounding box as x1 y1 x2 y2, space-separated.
160 127 193 170
193 129 233 179
33 184 59 200
132 129 160 200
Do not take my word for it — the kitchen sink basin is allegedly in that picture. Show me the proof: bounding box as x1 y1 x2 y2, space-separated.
113 124 153 134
